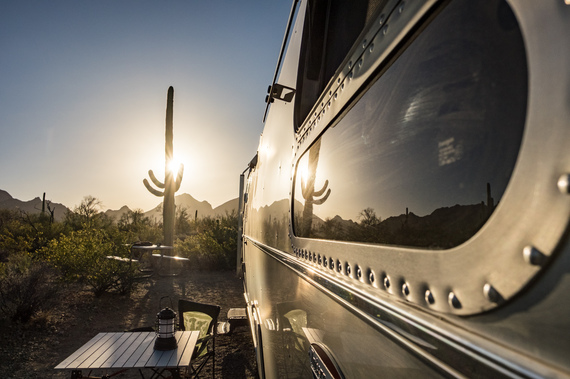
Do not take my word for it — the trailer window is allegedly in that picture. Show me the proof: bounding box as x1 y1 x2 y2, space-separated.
292 0 527 249
294 0 386 131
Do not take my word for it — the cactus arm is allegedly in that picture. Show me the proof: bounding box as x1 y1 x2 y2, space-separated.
148 170 165 188
313 189 331 205
175 164 184 191
313 180 329 197
143 178 165 197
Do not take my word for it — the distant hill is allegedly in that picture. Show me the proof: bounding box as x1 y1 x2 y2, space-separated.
0 189 238 223
0 190 69 221
104 205 132 222
143 193 239 222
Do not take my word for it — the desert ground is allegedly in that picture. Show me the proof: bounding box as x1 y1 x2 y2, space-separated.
0 269 257 378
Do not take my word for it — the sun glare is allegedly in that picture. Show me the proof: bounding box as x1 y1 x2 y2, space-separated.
297 160 309 185
167 159 183 176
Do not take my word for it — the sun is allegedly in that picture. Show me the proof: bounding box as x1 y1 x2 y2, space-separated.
167 158 183 177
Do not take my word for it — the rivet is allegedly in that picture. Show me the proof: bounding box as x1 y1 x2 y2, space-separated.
337 78 341 84
362 39 367 48
308 251 312 261
348 60 353 69
341 83 345 90
523 245 546 266
383 276 391 289
483 283 503 303
557 174 570 194
337 260 342 273
356 266 362 279
358 59 363 68
323 256 327 267
318 254 322 265
369 43 374 53
382 26 388 35
379 15 385 25
313 254 317 263
399 2 405 13
348 72 353 80
334 93 338 100
345 263 351 276
448 292 462 309
425 290 435 305
329 257 334 269
402 283 410 297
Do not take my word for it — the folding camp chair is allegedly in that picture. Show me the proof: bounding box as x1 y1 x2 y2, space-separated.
178 300 221 378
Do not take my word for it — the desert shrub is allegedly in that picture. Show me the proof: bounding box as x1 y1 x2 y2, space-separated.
0 210 66 263
64 196 114 232
0 210 35 260
117 209 162 243
176 232 226 270
176 212 238 270
40 228 137 296
0 254 61 323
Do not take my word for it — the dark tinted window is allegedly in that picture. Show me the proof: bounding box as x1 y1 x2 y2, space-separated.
294 0 385 130
293 0 527 249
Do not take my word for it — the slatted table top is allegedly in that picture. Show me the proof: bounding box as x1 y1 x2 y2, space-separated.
131 245 174 251
55 331 199 371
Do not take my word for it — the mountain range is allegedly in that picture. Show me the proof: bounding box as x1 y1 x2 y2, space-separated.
0 189 238 223
0 190 69 221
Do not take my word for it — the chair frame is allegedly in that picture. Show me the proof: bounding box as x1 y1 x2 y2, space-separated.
178 300 221 378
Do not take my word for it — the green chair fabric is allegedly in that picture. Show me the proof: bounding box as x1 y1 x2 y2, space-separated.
178 300 220 378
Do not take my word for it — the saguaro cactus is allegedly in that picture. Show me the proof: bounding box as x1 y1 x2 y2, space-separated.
301 139 331 236
143 86 184 245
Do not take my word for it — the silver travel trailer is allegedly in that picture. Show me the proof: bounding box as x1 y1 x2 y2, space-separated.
238 0 570 377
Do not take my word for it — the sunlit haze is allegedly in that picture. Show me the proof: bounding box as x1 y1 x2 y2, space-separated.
0 1 291 211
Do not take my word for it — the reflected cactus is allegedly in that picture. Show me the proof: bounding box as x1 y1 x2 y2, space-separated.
143 86 184 245
301 139 331 236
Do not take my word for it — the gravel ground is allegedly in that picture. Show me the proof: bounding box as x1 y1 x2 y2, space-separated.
0 270 257 378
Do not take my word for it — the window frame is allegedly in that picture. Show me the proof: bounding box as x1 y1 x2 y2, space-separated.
288 0 570 315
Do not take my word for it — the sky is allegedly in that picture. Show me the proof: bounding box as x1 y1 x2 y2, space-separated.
0 0 292 211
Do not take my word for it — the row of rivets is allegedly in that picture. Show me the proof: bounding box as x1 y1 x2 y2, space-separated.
292 217 563 312
297 6 397 143
293 248 473 309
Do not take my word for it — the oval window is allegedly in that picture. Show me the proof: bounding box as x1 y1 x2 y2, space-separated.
293 0 527 249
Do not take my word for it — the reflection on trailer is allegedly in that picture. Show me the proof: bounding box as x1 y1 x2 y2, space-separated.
239 0 570 377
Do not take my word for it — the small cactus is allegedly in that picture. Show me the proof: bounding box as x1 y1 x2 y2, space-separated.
143 86 184 245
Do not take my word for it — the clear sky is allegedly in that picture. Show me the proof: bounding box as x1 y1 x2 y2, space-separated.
0 0 291 211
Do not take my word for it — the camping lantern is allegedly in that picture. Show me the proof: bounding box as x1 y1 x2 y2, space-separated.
154 297 177 351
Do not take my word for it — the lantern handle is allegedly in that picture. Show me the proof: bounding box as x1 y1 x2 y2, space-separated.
159 296 174 310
